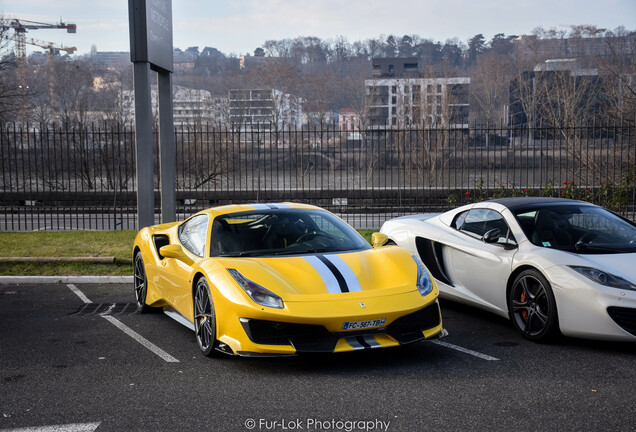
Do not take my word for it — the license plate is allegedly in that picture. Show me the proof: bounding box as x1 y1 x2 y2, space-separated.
342 318 386 330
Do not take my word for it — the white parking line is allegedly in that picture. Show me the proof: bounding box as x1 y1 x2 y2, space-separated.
0 422 101 432
430 340 500 361
67 284 92 304
66 284 179 363
101 315 180 363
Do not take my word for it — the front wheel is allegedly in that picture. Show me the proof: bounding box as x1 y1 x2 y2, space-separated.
509 269 559 342
194 278 218 357
133 252 152 313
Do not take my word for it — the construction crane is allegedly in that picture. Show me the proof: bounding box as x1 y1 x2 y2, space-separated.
26 37 77 56
1 18 77 120
1 33 77 57
2 18 76 58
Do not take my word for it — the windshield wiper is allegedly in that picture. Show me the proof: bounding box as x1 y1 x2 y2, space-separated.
272 248 339 256
218 251 264 257
574 242 629 253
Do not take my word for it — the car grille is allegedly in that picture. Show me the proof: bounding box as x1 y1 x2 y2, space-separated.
240 300 442 352
607 307 636 336
240 319 330 347
386 301 442 344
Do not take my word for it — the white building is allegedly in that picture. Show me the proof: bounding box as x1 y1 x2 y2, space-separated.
365 77 470 129
122 85 228 127
228 88 303 131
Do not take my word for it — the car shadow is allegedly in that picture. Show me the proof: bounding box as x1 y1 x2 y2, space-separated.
438 298 636 355
231 342 452 376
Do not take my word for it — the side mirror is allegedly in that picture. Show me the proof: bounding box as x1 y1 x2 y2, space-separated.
482 228 501 244
160 244 194 265
371 232 389 248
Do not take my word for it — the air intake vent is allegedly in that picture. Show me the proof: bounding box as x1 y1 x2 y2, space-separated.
607 307 636 336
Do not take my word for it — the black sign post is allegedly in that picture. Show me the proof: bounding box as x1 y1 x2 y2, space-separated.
128 0 176 228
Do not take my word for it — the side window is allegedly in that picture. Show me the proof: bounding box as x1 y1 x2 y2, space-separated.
451 210 469 229
459 209 516 244
179 215 209 257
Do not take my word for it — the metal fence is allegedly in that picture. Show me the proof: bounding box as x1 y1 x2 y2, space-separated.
1 121 635 231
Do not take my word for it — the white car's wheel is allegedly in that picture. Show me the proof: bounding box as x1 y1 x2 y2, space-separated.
509 269 559 342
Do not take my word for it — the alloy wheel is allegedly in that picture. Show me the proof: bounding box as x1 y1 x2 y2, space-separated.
133 253 149 312
509 269 558 341
194 278 216 356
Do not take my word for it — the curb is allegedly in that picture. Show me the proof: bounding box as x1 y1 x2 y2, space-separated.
0 257 132 264
0 276 133 284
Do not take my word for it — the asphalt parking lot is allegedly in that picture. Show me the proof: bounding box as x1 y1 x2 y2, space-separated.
1 282 635 432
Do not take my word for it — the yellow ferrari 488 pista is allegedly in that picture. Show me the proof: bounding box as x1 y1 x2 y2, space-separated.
133 203 445 356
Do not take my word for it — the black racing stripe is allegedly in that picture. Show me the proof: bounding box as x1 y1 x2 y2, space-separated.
316 255 349 293
356 336 371 349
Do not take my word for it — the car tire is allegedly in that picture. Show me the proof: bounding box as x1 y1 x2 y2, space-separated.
509 269 559 342
133 252 153 313
194 277 218 357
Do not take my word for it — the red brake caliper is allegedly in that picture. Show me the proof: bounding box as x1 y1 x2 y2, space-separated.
520 291 528 321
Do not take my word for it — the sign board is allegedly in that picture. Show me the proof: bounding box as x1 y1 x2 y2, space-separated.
128 0 173 72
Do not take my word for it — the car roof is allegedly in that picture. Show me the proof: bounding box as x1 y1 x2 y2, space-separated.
200 202 324 218
483 197 595 210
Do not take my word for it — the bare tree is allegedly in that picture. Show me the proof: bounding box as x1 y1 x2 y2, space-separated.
470 52 512 125
49 59 95 129
599 27 636 124
93 65 133 127
176 128 235 190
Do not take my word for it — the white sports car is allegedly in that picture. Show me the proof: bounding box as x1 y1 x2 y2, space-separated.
380 198 636 342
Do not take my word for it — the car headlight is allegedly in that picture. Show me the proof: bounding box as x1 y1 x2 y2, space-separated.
568 266 636 291
227 268 284 309
413 255 434 297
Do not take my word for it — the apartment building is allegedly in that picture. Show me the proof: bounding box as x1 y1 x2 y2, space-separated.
365 77 470 129
228 88 303 130
509 58 605 127
123 85 227 127
371 57 421 78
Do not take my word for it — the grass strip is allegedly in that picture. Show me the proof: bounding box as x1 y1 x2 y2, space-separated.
0 229 379 276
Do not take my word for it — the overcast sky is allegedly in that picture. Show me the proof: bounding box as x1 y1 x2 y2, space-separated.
1 0 635 57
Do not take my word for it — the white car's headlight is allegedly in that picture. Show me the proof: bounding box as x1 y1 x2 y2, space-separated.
569 266 636 291
227 269 284 309
413 255 434 297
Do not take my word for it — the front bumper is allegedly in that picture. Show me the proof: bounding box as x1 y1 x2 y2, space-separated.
234 300 445 356
546 266 636 341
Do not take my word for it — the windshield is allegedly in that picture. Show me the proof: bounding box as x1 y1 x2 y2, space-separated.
513 204 636 254
209 209 371 257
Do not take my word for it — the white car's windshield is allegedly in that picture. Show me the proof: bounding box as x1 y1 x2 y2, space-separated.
514 204 636 254
210 209 371 257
